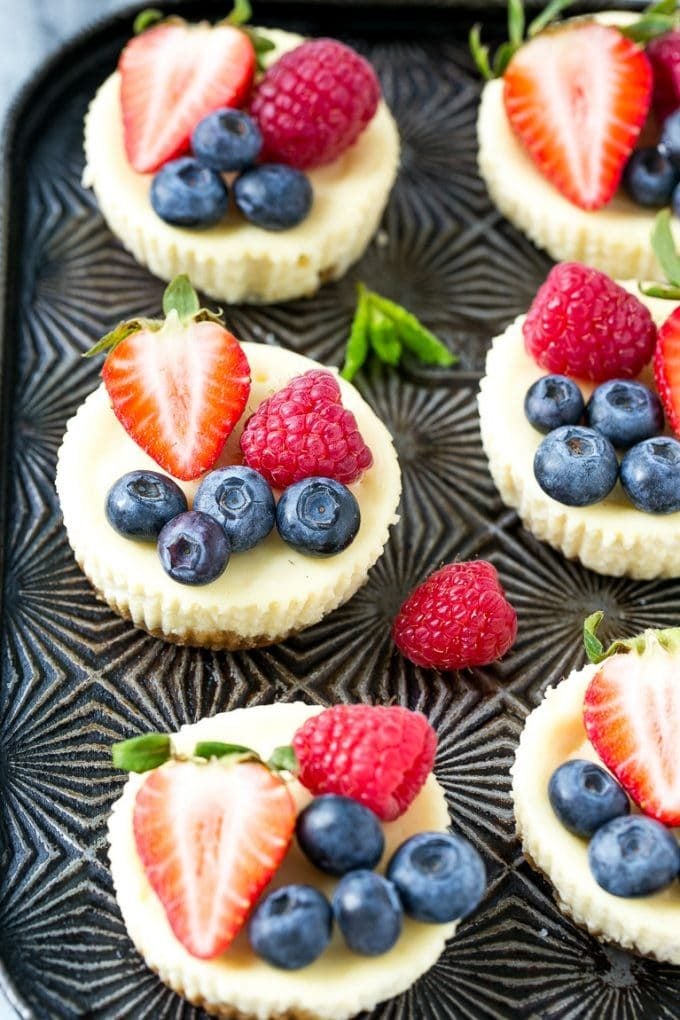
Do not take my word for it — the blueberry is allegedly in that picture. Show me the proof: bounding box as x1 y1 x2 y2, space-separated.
386 832 486 923
620 437 680 513
660 109 680 170
157 510 230 585
332 871 403 956
588 815 680 897
249 884 332 969
151 157 228 227
276 477 360 556
548 760 630 838
105 470 187 540
623 147 679 207
533 426 619 506
191 109 263 172
234 164 313 230
296 795 385 877
586 379 664 449
524 375 585 433
193 466 275 552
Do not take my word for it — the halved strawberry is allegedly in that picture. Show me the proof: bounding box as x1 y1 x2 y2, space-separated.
133 759 296 958
654 306 680 436
583 638 680 825
503 23 652 210
120 22 256 174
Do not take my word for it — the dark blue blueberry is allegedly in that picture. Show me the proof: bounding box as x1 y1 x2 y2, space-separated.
548 760 630 838
588 815 680 897
193 466 275 552
276 477 360 556
620 436 680 513
234 164 313 230
386 832 486 923
249 884 332 969
332 871 403 956
533 426 619 507
524 375 585 433
150 157 228 227
105 470 187 540
191 109 263 172
622 147 679 207
586 379 664 449
660 109 680 170
157 510 230 585
296 795 385 877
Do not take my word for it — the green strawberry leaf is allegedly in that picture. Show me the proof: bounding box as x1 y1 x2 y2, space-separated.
133 8 164 34
650 209 680 288
639 281 680 299
340 285 371 381
226 0 252 27
163 274 201 321
84 317 161 358
268 745 299 773
112 733 172 772
368 306 402 366
469 25 494 81
527 0 574 38
194 741 261 762
508 0 525 47
367 292 456 366
584 612 680 664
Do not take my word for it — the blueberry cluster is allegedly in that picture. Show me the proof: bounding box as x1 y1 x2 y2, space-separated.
526 375 680 513
105 467 360 585
549 760 680 897
248 794 486 969
623 110 680 211
151 109 313 230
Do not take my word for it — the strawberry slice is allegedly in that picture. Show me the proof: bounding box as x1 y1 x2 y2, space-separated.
133 759 296 958
654 306 680 436
120 22 256 174
503 23 652 210
583 640 680 825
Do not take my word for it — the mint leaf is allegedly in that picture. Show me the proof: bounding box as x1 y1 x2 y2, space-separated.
133 8 164 34
194 741 260 761
84 317 161 358
469 25 493 81
651 210 680 288
268 745 298 773
367 292 456 367
163 274 201 321
527 0 574 37
340 286 371 381
112 733 171 773
368 306 402 366
226 0 252 27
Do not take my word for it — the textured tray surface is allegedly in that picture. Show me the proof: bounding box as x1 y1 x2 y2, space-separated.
2 2 679 1018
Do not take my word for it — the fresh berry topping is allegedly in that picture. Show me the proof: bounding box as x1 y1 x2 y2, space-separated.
548 760 629 839
251 38 380 170
133 759 295 958
523 264 657 382
119 22 255 174
150 156 229 227
524 375 584 434
106 470 187 540
620 437 680 514
661 109 680 168
648 31 680 123
193 466 275 552
654 306 680 434
534 426 619 507
99 277 251 480
588 815 680 898
332 871 402 956
295 795 384 876
503 24 652 210
586 380 664 450
234 164 313 230
623 147 679 207
392 560 517 671
292 705 436 822
158 510 230 585
584 636 680 824
249 884 333 970
191 109 262 172
240 370 372 489
386 832 486 923
276 477 360 557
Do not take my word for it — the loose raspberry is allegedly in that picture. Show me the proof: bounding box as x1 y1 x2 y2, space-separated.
292 705 436 822
392 561 517 671
240 370 373 489
647 31 680 123
523 264 657 382
250 39 381 170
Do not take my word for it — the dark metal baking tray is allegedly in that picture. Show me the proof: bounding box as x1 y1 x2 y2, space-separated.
1 1 679 1017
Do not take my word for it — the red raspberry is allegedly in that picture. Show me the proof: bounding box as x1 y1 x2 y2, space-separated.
250 39 381 170
292 704 436 822
523 263 657 382
647 31 680 123
392 561 517 671
240 370 372 489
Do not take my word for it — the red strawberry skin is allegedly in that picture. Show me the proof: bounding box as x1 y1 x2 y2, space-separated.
120 23 256 174
133 760 295 958
240 370 373 489
523 263 657 382
654 306 680 436
504 23 652 210
647 31 680 123
102 320 251 481
392 561 517 671
292 705 436 822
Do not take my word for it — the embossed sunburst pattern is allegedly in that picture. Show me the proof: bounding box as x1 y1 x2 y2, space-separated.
2 4 680 1019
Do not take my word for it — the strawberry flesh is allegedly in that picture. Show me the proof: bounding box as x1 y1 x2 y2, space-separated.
504 23 652 210
654 306 680 436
